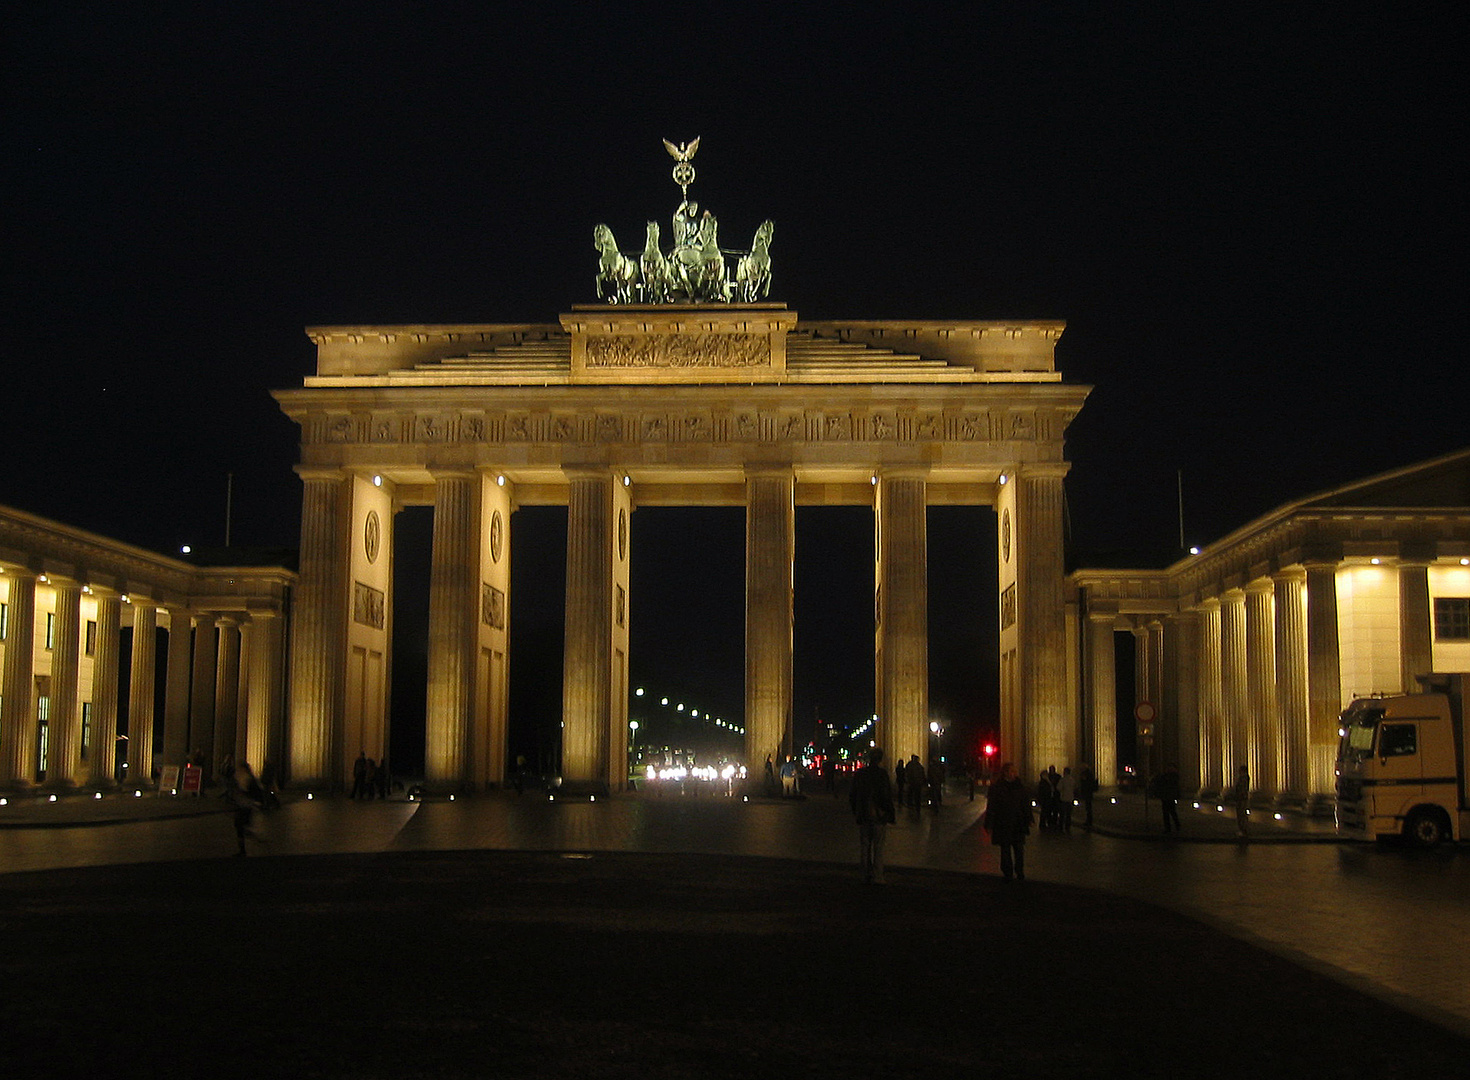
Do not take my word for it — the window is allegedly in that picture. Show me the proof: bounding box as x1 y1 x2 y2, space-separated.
1435 597 1470 640
1 600 7 640
81 702 92 760
45 612 55 650
85 619 97 656
1378 723 1417 758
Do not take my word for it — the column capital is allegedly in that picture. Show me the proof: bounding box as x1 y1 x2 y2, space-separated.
294 465 348 483
1245 578 1274 597
1016 462 1072 482
1271 566 1307 585
428 466 480 483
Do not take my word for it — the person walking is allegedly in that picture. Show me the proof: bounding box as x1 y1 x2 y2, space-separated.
1079 765 1098 827
983 762 1033 880
780 755 799 797
926 757 946 812
894 758 907 805
1035 771 1054 831
1156 763 1182 834
224 763 265 856
1232 764 1251 838
904 755 926 810
849 748 897 884
1057 767 1077 834
350 751 368 800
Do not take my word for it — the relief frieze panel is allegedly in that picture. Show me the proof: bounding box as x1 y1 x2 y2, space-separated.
585 333 771 369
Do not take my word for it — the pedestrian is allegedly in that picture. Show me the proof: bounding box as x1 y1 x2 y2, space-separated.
1036 771 1054 831
1057 766 1076 834
764 754 776 796
849 748 897 884
780 755 799 797
926 757 946 811
1232 764 1250 838
894 758 907 804
362 758 377 800
983 762 1033 880
904 755 925 810
1156 763 1182 834
1079 765 1098 827
350 751 368 800
224 763 265 856
1045 766 1062 829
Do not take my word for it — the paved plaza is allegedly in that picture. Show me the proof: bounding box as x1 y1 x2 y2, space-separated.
1 783 1467 1078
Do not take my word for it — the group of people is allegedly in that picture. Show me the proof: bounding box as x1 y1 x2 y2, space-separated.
350 751 390 800
894 754 947 811
1033 765 1096 834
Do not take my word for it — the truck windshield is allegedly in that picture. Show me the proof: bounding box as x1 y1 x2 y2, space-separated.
1338 708 1382 764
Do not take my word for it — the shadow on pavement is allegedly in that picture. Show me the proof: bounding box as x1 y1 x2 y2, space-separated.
0 849 1464 1079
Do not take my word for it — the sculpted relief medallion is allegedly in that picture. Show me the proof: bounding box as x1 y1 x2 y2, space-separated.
1002 509 1012 564
364 510 381 564
489 510 503 564
618 508 628 561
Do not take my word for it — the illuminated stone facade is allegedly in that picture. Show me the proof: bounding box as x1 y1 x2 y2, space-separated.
0 506 293 790
1070 449 1470 806
274 304 1090 790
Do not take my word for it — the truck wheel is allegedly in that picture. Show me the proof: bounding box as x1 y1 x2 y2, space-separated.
1404 809 1447 849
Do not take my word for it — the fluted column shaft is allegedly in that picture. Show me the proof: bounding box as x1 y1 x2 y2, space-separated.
1197 600 1223 796
1018 468 1070 777
214 619 241 771
1088 614 1117 785
425 471 479 787
47 582 83 786
1164 612 1200 788
288 471 349 787
126 603 157 785
1245 581 1277 798
1273 570 1309 807
189 614 218 776
245 612 284 773
1398 561 1432 692
1219 589 1247 787
562 471 613 786
88 592 122 787
745 470 794 772
1 571 38 787
876 474 928 769
161 606 192 770
1305 562 1343 802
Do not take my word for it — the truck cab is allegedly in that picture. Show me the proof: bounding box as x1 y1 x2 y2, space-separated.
1335 675 1469 847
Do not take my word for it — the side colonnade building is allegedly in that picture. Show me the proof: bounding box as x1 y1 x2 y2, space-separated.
273 304 1092 793
1070 448 1470 808
0 505 293 790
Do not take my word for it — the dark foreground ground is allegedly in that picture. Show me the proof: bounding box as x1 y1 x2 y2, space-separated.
1 850 1464 1080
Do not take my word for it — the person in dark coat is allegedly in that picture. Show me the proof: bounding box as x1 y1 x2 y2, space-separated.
904 755 925 810
849 748 897 884
1079 765 1098 827
1155 763 1182 834
1036 771 1055 831
984 762 1034 880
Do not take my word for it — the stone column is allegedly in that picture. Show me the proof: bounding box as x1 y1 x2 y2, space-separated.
1163 612 1200 790
425 470 479 788
1196 599 1222 797
88 590 122 787
876 472 927 770
1219 589 1247 789
245 611 285 774
0 570 38 787
288 469 350 787
1245 580 1277 800
213 618 241 773
562 469 615 789
1305 559 1343 807
126 602 157 785
189 614 218 777
161 606 193 771
1017 465 1070 778
46 581 83 787
745 468 794 775
1398 558 1433 692
1087 613 1117 785
1273 569 1309 809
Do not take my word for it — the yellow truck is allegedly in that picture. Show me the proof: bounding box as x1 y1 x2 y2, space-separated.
1335 673 1470 847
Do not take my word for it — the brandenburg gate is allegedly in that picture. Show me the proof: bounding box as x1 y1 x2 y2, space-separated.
272 142 1090 792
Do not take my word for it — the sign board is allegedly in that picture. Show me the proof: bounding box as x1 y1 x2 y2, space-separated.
1134 701 1157 724
181 765 203 794
158 765 180 795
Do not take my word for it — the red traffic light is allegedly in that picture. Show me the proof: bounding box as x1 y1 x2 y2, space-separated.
982 743 997 758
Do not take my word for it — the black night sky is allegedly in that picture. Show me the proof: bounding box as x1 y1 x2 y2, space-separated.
5 5 1466 771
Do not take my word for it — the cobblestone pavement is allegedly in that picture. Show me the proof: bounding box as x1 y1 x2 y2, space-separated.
2 782 1467 1041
